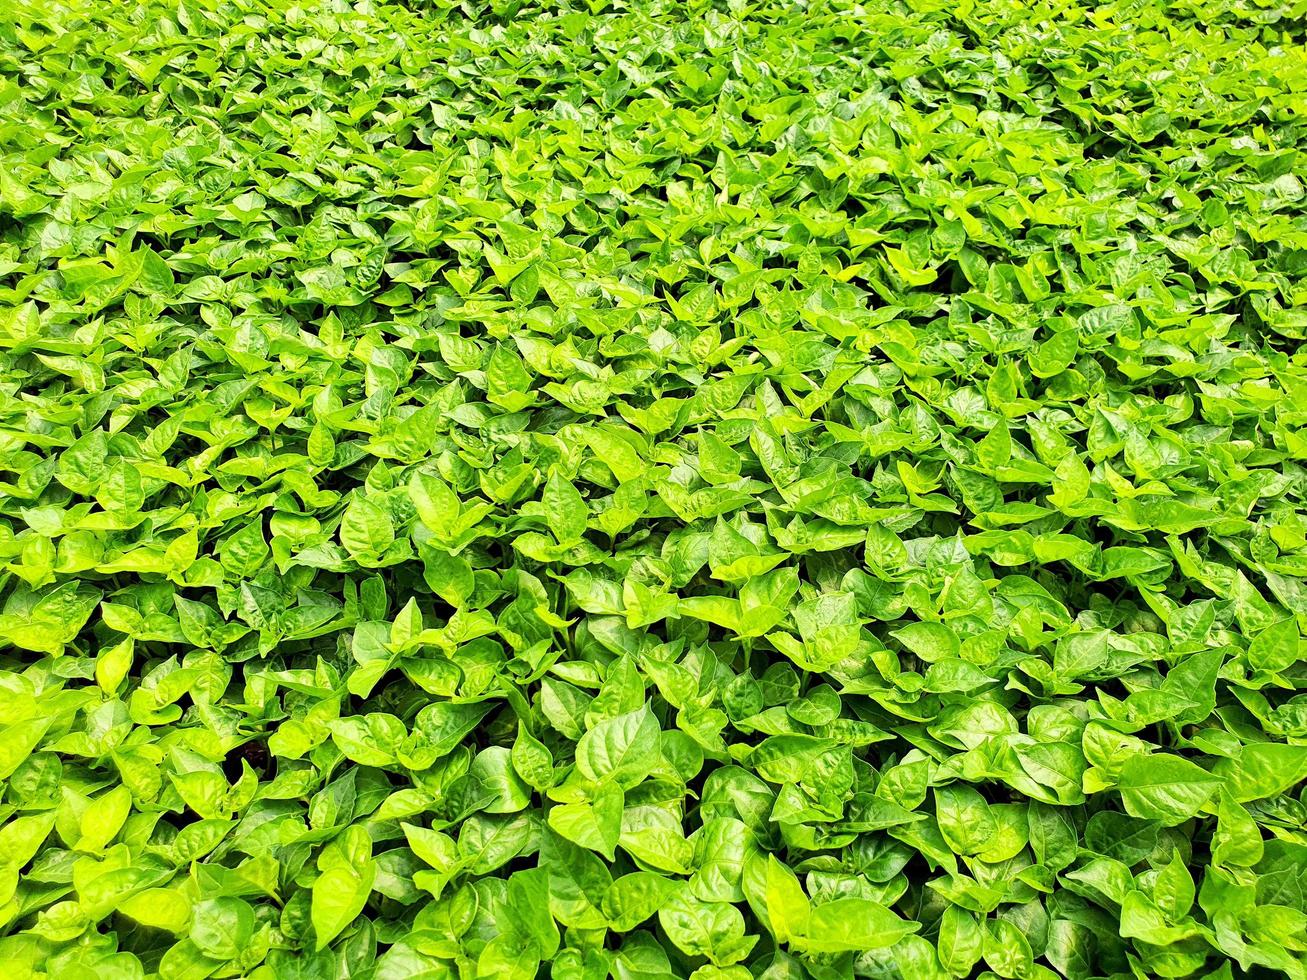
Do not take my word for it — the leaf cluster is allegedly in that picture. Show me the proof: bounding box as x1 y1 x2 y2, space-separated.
1 0 1306 978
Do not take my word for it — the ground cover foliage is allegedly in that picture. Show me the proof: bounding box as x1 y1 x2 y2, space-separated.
2 0 1307 976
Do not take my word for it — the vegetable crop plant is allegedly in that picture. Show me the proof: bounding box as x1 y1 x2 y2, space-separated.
2 0 1306 977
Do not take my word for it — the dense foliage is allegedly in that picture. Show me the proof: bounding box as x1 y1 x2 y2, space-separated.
2 0 1307 977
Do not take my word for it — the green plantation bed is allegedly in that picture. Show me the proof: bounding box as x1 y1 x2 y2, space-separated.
1 0 1306 977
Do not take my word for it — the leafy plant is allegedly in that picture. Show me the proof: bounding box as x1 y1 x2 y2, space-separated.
1 0 1306 977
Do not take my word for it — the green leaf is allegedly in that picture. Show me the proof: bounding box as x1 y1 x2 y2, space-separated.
575 707 660 788
543 472 587 546
189 897 254 961
800 898 919 952
1215 743 1307 802
340 495 395 560
761 855 810 943
547 783 623 859
1117 755 1222 826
